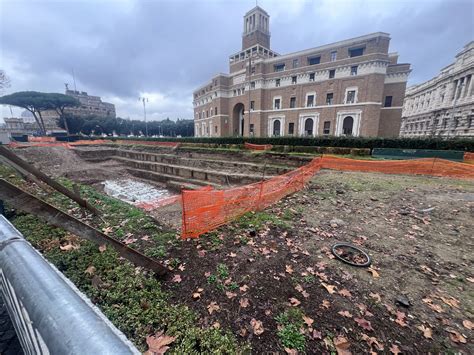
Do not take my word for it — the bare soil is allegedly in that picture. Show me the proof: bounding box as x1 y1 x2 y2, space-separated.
160 171 473 354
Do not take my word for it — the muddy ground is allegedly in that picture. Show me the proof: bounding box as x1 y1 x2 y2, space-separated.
7 146 474 353
160 171 473 354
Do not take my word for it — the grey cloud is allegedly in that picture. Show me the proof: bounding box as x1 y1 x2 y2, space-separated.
1 0 473 120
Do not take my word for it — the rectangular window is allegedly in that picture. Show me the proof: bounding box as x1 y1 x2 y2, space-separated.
384 96 393 107
292 76 297 84
292 59 299 68
214 126 218 133
308 56 321 65
326 93 333 105
346 90 356 104
330 51 337 61
214 107 218 115
351 66 358 76
250 100 255 110
323 121 331 135
276 79 281 87
274 98 281 109
288 122 295 135
306 95 315 107
309 73 315 81
290 97 296 108
274 63 285 72
251 66 255 74
349 47 364 57
249 123 254 135
198 112 201 119
329 69 335 79
251 81 256 89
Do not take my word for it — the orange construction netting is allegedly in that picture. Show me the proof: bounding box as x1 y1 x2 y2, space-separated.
180 155 474 238
28 136 56 143
244 142 273 151
320 155 474 180
181 157 322 238
464 152 474 164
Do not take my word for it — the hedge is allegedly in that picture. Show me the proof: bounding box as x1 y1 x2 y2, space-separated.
101 136 474 152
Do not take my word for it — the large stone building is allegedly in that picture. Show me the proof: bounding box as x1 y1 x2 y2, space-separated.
193 6 411 138
43 89 116 121
400 42 474 137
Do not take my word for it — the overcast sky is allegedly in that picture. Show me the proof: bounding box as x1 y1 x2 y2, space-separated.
1 0 473 121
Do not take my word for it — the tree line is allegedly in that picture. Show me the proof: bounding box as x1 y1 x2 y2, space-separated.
59 115 194 137
0 90 194 137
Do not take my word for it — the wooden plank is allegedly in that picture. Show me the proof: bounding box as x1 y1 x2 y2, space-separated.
0 145 101 215
0 179 167 276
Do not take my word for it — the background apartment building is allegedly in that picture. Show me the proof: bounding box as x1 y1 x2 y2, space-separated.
193 6 411 138
400 42 474 137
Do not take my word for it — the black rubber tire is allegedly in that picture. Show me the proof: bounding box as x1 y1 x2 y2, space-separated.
331 243 372 267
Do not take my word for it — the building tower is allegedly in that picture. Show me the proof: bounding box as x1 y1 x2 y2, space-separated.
242 6 270 50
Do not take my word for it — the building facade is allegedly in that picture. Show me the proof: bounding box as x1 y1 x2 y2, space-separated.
400 42 474 137
193 6 411 138
43 89 116 121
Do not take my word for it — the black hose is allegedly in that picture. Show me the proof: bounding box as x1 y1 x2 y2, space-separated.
331 243 372 267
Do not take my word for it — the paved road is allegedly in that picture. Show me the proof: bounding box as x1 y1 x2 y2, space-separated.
0 297 23 355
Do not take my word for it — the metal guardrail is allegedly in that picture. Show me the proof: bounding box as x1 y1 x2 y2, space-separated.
0 215 140 354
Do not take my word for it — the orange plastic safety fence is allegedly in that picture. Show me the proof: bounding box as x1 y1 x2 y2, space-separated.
28 136 56 142
244 142 273 151
320 156 474 180
181 157 322 238
464 152 474 164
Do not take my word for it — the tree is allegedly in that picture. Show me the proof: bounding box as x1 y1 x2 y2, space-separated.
0 70 11 94
0 91 51 135
45 93 80 135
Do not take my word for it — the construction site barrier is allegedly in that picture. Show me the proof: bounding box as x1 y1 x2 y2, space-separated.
116 140 179 147
244 142 273 150
28 136 56 143
181 157 322 238
180 155 474 238
7 139 179 149
320 156 474 180
464 152 474 164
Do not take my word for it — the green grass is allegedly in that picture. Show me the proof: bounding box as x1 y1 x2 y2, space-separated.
3 163 246 353
235 211 290 230
275 309 306 351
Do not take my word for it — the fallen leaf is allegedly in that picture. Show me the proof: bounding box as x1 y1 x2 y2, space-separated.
225 291 237 299
84 265 96 276
395 311 408 327
99 244 107 253
338 289 352 298
338 310 353 318
361 334 384 351
463 319 473 330
447 329 467 344
321 300 331 309
334 335 351 355
416 324 432 339
422 298 444 313
240 298 249 308
354 318 374 331
285 265 294 274
369 292 381 303
102 226 113 234
178 264 186 271
145 330 176 355
172 274 182 283
250 318 264 335
238 327 247 337
303 315 314 327
321 283 336 294
289 297 301 307
389 344 401 355
240 284 249 292
285 348 297 355
123 236 137 245
60 242 79 251
212 322 220 329
207 302 220 314
312 330 323 339
367 267 380 278
440 296 460 309
229 252 237 258
141 235 150 241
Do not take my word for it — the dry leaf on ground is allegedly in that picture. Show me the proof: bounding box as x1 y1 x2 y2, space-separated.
172 274 182 283
99 244 107 253
84 265 96 275
250 318 264 335
338 289 352 298
303 315 314 327
289 297 301 307
463 319 473 330
321 283 336 294
416 324 432 339
447 329 467 344
389 344 401 355
338 310 353 318
334 335 351 355
240 298 250 308
354 317 374 331
144 330 176 355
207 302 220 314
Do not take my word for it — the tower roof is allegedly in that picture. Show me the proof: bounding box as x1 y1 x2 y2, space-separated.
244 5 269 17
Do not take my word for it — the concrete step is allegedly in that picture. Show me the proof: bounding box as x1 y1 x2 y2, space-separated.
115 156 272 185
166 180 207 191
126 168 223 190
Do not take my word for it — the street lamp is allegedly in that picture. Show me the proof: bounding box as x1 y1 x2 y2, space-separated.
139 97 149 137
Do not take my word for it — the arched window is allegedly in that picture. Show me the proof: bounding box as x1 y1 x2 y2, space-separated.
273 120 281 136
304 118 314 136
342 116 354 135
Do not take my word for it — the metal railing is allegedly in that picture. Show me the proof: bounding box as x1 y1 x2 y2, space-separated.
0 215 140 354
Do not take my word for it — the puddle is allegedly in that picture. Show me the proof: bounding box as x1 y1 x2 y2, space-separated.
102 179 173 204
